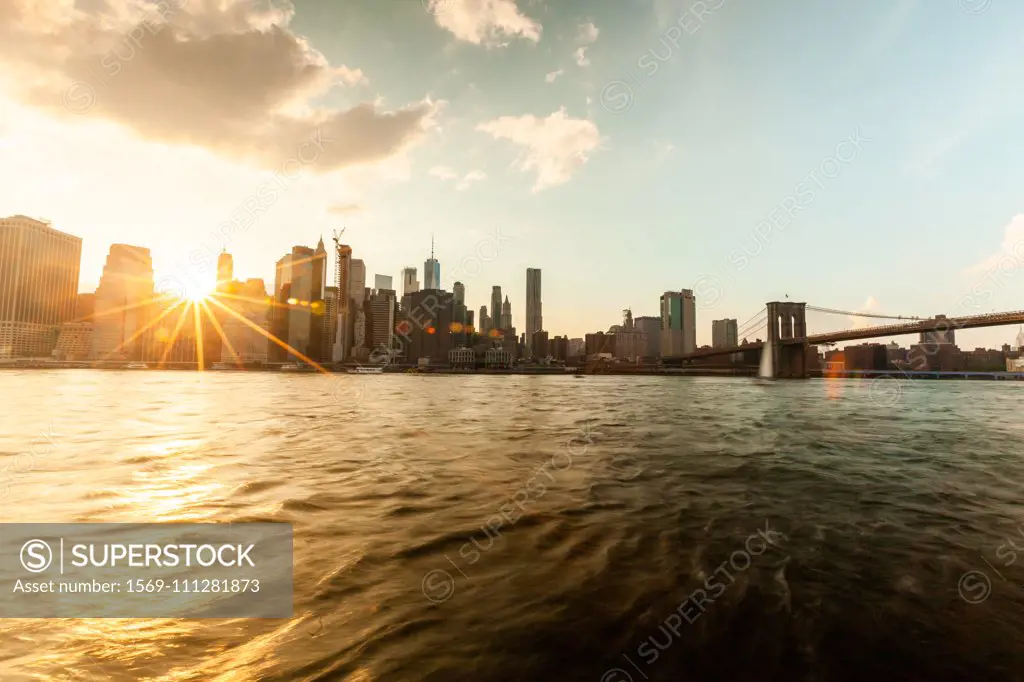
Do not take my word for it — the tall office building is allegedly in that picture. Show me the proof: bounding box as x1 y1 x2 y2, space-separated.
285 240 327 362
270 253 293 361
92 244 155 361
332 241 353 362
525 268 542 357
219 278 270 364
375 274 393 291
216 250 233 291
660 289 696 356
490 286 502 329
0 216 82 358
479 305 490 333
712 318 738 348
424 236 440 290
370 288 396 354
500 295 512 330
350 259 366 306
453 281 465 305
403 267 420 296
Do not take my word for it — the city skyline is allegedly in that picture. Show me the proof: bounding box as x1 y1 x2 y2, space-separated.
1 0 1023 346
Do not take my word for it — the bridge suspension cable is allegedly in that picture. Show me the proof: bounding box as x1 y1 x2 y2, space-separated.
806 305 924 321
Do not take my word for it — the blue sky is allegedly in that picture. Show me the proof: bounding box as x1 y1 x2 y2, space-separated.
0 0 1021 347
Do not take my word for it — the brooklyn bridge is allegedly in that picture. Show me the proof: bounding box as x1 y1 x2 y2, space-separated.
672 302 1024 378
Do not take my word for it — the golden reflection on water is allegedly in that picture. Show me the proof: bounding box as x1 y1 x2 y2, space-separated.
112 440 224 522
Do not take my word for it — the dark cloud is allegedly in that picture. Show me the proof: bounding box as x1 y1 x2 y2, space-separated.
1 0 439 171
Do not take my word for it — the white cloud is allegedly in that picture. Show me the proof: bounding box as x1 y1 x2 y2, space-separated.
573 47 590 67
456 169 487 190
965 214 1024 275
0 0 439 172
476 108 601 191
430 166 487 190
427 0 541 48
578 21 599 44
429 165 458 181
849 296 879 330
545 69 564 83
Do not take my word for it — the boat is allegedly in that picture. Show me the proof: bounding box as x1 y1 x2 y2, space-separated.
125 363 148 369
348 366 384 374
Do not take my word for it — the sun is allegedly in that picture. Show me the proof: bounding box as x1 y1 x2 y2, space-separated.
184 279 216 303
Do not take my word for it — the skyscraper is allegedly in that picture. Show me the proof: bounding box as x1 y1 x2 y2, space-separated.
0 216 82 358
92 244 155 361
424 236 440 290
350 259 366 306
525 268 542 357
660 289 696 356
332 240 352 362
370 287 396 356
403 267 420 296
216 250 233 291
285 240 326 362
634 315 661 359
500 295 512 330
490 286 502 329
219 278 270 364
712 318 738 348
479 305 490 333
453 281 465 305
375 274 393 291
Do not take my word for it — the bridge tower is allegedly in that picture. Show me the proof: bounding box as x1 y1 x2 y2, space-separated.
765 301 808 378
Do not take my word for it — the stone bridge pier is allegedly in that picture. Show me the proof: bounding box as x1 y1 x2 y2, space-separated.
766 301 809 378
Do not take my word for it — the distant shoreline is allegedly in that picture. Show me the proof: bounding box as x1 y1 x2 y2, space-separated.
2 365 1023 380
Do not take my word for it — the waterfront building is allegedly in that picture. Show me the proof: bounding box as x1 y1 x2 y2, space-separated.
485 347 513 368
331 240 353 362
53 322 93 360
586 332 615 358
399 289 456 364
660 289 696 356
634 315 661 359
551 335 569 362
0 216 82 358
449 346 475 368
525 268 542 358
712 318 738 348
270 253 293 362
532 330 549 359
92 244 156 361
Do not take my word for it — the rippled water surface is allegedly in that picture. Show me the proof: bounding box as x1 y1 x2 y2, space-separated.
2 370 1024 681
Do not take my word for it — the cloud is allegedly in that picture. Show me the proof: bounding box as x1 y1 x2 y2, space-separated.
545 69 564 83
849 296 879 330
573 47 590 67
476 108 601 191
427 0 541 47
578 21 599 44
965 214 1024 275
455 169 487 191
429 165 458 181
430 166 487 190
0 0 440 172
329 203 364 215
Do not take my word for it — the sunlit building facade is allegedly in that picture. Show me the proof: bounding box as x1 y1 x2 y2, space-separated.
91 244 156 361
0 216 82 358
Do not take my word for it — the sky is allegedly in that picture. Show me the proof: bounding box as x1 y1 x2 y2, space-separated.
0 0 1022 348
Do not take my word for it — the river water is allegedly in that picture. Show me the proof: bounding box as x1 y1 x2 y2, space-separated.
1 371 1023 681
